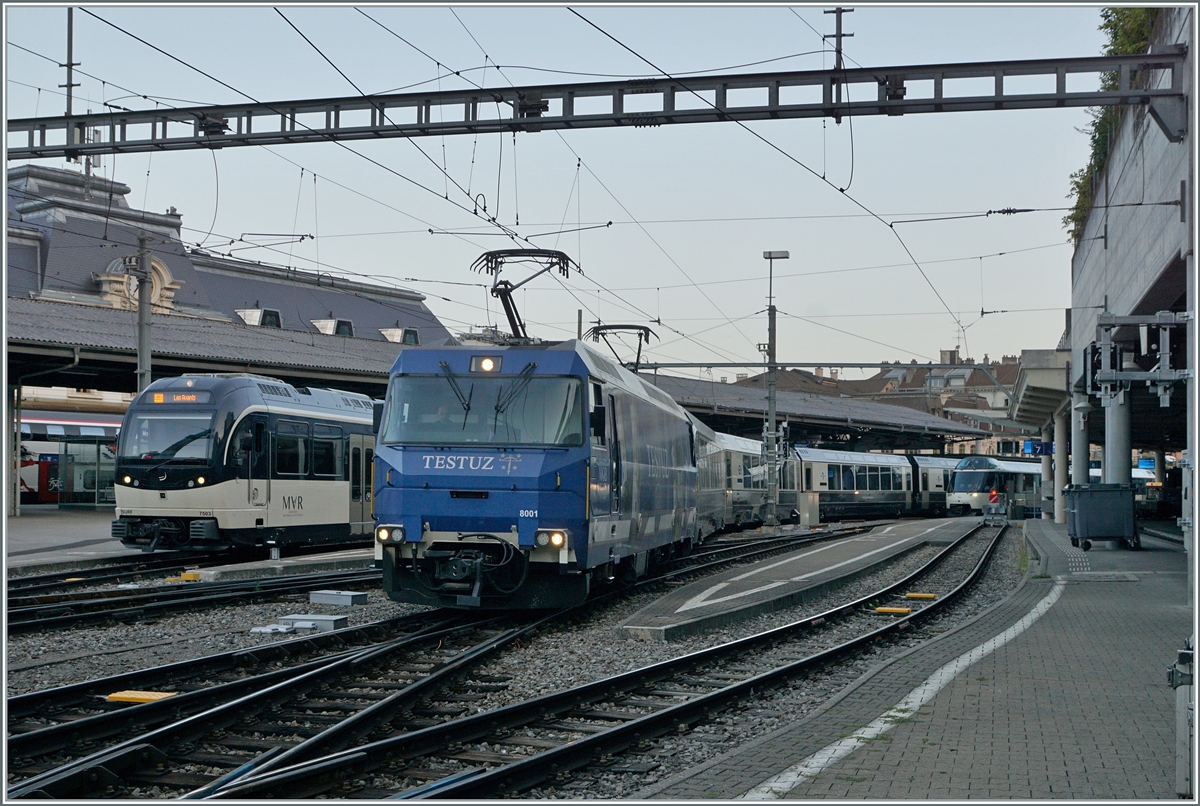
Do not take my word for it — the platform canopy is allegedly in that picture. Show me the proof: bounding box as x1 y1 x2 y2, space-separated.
642 373 986 451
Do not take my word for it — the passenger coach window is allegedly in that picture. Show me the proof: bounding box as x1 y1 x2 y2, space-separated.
868 467 880 490
805 467 812 491
312 425 343 476
827 465 840 490
275 421 309 475
854 465 867 491
351 447 362 502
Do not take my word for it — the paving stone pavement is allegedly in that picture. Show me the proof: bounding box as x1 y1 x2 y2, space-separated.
642 520 1191 800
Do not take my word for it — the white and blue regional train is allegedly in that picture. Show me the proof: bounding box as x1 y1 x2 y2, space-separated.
112 374 377 552
947 455 1044 516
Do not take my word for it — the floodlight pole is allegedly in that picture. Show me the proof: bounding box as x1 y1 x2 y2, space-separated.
763 250 789 529
137 233 153 392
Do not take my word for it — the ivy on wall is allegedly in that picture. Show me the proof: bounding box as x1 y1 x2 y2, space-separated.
1063 7 1160 243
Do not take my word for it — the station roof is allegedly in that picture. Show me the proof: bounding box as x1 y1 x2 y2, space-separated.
7 297 401 397
640 373 987 444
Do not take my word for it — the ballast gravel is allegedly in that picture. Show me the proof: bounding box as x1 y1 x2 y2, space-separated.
6 523 1027 801
5 588 427 695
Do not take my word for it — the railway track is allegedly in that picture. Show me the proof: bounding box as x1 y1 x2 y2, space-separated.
6 553 229 597
5 611 546 799
6 611 462 768
5 521 915 799
191 523 1002 799
7 569 382 634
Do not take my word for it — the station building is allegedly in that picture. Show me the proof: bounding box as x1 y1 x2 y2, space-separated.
1006 9 1193 546
6 163 452 512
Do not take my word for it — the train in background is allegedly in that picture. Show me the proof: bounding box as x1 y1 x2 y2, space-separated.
947 455 1044 517
112 374 377 552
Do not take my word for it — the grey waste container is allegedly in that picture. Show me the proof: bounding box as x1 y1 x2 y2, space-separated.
1063 483 1138 551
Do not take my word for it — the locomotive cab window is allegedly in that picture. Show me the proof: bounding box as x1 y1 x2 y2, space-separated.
275 421 309 476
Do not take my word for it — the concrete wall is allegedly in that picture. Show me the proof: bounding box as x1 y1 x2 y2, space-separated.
1069 8 1192 381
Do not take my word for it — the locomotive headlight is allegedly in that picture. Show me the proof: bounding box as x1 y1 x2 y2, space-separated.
187 480 195 488
470 355 501 373
196 476 206 486
536 529 568 548
122 475 132 485
376 525 405 544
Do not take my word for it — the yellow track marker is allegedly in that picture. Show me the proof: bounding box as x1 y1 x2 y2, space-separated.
180 572 202 582
165 576 183 583
874 607 912 615
904 593 937 600
107 690 178 703
63 577 85 583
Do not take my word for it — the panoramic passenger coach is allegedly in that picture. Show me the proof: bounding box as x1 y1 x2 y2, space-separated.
112 374 376 552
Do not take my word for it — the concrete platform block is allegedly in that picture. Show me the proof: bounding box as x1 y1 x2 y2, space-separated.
250 624 295 634
195 549 374 582
279 614 348 631
309 589 368 606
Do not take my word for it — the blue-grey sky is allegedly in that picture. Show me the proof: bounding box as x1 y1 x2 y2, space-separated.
6 4 1109 377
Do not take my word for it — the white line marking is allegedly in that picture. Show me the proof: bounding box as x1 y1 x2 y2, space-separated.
738 580 1067 799
676 523 951 614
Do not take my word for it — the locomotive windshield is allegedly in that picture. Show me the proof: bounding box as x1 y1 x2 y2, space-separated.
118 411 216 464
951 470 999 493
382 374 584 447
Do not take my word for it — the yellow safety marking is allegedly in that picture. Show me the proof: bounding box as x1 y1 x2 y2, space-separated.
107 690 178 703
165 576 182 583
874 607 912 615
180 572 202 582
63 578 85 583
904 593 937 600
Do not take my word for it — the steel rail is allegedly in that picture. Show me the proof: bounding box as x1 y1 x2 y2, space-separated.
6 554 228 595
7 569 381 633
6 615 520 799
422 526 1007 799
7 610 452 720
206 522 995 798
6 614 465 760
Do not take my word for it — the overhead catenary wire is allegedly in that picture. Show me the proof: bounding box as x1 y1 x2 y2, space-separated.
568 9 969 359
359 8 753 364
7 32 503 257
79 8 524 245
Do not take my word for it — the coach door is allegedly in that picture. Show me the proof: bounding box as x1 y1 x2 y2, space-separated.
349 434 374 534
248 417 269 509
588 382 613 518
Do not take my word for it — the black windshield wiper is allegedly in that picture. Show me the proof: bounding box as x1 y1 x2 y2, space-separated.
494 362 538 415
439 362 472 424
143 429 212 473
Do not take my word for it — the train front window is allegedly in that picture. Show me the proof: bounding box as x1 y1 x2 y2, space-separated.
952 471 997 493
382 375 584 447
119 412 215 464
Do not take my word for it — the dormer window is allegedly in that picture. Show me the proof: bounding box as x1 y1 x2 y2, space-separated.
380 327 420 345
312 318 354 337
237 308 283 327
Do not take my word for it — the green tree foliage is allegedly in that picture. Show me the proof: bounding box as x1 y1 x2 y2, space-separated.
1063 8 1160 242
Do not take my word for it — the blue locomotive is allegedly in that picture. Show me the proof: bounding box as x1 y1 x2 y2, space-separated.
373 340 712 609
